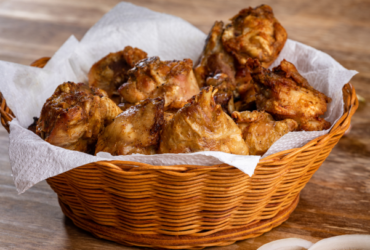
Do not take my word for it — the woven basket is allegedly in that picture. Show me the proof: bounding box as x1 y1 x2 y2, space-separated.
0 58 358 249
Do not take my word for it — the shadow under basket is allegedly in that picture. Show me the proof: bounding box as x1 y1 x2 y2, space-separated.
0 58 359 249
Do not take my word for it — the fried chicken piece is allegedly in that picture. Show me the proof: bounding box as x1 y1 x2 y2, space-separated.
36 82 122 153
299 117 332 132
248 59 332 131
159 87 249 155
234 85 256 112
163 112 174 126
232 111 297 155
194 21 236 87
232 67 256 111
222 5 287 68
95 98 164 156
118 102 135 112
118 57 200 109
88 46 147 102
205 73 235 114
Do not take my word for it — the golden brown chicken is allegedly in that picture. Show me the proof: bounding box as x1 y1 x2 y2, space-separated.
163 112 175 126
118 102 135 112
194 21 236 87
95 98 165 156
36 82 122 153
222 5 287 68
233 66 256 111
232 110 297 155
88 46 147 103
118 57 200 109
234 85 256 111
159 86 249 155
205 73 235 114
248 59 332 131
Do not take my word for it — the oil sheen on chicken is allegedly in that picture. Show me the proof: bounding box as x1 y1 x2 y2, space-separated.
118 57 200 109
36 82 122 153
95 98 165 156
248 59 332 131
233 110 297 155
205 73 235 114
159 86 249 155
222 5 287 68
88 46 147 102
194 21 236 87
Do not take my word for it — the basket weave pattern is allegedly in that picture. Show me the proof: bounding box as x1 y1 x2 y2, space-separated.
0 58 358 249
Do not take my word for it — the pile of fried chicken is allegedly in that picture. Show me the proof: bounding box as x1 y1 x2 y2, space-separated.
33 5 332 157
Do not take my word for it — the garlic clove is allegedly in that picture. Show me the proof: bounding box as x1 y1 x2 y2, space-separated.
308 234 370 250
257 238 314 250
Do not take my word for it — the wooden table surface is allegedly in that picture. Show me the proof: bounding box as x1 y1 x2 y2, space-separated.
0 0 369 249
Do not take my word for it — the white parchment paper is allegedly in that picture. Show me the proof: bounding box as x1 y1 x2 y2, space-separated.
0 2 357 194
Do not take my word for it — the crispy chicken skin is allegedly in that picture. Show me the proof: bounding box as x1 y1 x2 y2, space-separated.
222 5 287 68
159 87 249 155
205 73 235 114
194 21 236 87
95 98 165 156
36 82 122 153
234 66 256 111
88 46 147 102
118 57 200 109
164 112 175 126
233 110 297 155
248 59 332 131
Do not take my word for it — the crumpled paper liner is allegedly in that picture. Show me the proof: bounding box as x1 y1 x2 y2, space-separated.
0 2 357 193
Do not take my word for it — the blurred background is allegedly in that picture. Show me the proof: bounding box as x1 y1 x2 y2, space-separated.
1 0 369 100
0 0 369 249
0 0 369 94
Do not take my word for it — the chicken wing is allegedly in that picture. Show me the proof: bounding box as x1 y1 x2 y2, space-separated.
222 5 287 68
194 21 236 87
248 59 332 131
118 57 200 109
88 46 147 103
36 82 122 153
232 110 297 155
95 98 165 156
159 86 249 155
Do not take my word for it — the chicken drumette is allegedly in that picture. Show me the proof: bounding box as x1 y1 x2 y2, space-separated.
222 5 287 68
159 86 249 155
248 59 332 131
95 98 164 156
232 110 297 155
36 82 122 153
88 46 147 103
118 57 200 109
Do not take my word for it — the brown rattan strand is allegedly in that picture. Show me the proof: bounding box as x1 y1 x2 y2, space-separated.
58 194 299 249
0 57 359 249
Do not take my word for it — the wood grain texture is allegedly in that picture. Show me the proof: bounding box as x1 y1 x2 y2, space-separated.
0 0 369 249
